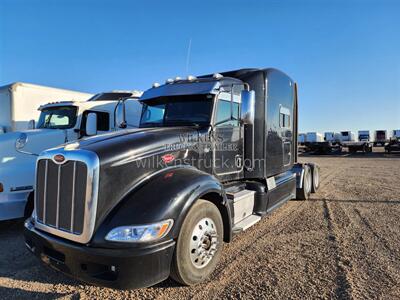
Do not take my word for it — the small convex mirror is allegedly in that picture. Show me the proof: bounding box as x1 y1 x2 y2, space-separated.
85 113 98 136
240 90 255 125
115 102 127 128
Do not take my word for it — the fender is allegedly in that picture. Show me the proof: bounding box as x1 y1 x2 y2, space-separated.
91 166 233 247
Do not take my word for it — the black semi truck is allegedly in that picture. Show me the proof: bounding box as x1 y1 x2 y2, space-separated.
24 68 320 289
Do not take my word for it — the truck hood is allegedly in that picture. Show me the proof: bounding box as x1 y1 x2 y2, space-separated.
78 126 205 229
0 129 65 164
0 129 67 158
0 129 66 192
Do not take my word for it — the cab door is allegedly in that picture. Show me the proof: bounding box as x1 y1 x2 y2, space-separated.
212 90 243 180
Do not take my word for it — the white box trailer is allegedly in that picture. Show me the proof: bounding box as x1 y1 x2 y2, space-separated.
373 130 388 146
306 132 324 143
305 132 341 154
340 131 355 142
392 130 400 140
298 133 306 144
0 82 92 133
324 132 341 143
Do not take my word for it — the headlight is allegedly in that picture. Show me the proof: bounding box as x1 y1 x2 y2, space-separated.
15 133 28 150
105 219 173 243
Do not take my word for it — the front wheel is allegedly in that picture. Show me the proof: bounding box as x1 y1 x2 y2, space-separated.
171 200 223 285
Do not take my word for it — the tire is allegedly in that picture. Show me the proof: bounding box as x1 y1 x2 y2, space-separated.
296 165 312 200
310 165 320 193
170 199 223 286
24 192 34 218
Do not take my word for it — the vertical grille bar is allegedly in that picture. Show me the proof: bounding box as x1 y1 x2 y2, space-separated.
56 164 61 228
70 162 76 232
43 160 48 224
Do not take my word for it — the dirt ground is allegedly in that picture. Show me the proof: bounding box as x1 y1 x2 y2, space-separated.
1 149 399 299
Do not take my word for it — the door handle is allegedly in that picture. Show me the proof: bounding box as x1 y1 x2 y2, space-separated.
235 155 242 168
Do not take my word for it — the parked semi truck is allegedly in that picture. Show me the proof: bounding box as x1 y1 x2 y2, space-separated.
0 82 92 133
306 132 323 143
0 91 142 221
324 132 341 144
305 132 341 154
374 130 388 146
24 68 320 289
385 129 400 153
342 130 373 153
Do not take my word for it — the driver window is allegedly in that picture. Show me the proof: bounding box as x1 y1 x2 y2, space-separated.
215 92 240 127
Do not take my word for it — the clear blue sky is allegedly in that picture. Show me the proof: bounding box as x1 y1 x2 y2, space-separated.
0 0 399 133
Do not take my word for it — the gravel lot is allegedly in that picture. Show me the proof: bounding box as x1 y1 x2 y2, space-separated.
1 149 399 299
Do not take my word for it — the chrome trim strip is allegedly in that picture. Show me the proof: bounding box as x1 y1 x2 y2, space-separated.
56 164 61 228
34 148 100 244
70 161 76 232
43 160 48 223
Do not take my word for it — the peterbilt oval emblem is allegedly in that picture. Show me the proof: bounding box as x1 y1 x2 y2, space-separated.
53 154 66 163
161 154 175 164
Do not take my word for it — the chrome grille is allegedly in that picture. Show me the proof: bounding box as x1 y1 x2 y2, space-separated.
34 149 99 244
36 159 87 234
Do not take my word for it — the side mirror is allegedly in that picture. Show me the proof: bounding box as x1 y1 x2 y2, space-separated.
28 119 35 129
85 113 97 136
115 102 127 128
240 90 255 125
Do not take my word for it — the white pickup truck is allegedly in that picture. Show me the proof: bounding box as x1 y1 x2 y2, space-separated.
0 82 92 133
0 91 142 221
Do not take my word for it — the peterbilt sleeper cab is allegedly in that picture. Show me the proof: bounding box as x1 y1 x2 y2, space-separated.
24 68 320 289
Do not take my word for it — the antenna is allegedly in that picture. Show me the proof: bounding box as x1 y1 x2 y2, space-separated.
185 38 192 75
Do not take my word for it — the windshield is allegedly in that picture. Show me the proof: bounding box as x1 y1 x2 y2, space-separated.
139 95 213 127
37 106 78 129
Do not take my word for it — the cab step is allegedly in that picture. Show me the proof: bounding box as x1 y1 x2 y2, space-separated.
232 214 262 232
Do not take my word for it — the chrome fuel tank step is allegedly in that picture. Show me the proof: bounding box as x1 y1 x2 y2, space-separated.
226 189 255 225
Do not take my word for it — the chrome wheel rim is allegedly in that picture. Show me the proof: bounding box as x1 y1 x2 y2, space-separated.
189 217 218 269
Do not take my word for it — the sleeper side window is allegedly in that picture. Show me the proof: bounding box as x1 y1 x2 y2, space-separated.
279 106 291 129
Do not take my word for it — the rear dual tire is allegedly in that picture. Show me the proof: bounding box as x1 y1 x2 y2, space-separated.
297 165 312 200
297 164 320 200
310 164 320 193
